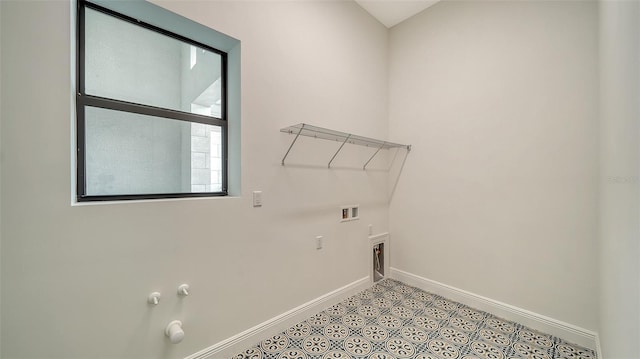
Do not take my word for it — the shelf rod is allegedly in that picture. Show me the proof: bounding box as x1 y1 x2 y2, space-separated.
328 134 351 168
363 142 386 170
281 125 305 166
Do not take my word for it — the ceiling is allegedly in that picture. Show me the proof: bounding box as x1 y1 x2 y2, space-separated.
354 0 441 28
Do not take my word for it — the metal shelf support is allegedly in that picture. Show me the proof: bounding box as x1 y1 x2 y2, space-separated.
281 124 305 166
328 134 351 168
363 142 386 170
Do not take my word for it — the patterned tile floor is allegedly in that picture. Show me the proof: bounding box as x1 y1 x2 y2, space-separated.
232 279 596 359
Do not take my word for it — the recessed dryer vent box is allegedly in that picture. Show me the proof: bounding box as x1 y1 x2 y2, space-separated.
341 205 360 222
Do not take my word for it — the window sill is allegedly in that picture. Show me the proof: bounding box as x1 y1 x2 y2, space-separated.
71 194 241 207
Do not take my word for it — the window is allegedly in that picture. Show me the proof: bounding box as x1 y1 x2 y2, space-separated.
76 0 229 201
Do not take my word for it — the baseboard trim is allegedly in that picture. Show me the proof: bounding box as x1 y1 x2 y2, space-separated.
390 267 599 351
185 277 370 359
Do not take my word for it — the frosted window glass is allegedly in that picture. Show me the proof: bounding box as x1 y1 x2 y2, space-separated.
85 107 223 196
84 8 222 117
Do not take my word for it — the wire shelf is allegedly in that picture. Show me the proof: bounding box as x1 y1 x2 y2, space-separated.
280 123 411 168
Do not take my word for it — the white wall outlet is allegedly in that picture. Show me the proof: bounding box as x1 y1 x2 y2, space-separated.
316 236 323 250
252 191 263 207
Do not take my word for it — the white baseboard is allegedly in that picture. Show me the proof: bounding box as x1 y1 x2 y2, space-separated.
185 277 370 359
390 267 599 351
595 333 602 359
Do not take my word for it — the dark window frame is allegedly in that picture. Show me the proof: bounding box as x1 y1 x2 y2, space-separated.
76 0 228 202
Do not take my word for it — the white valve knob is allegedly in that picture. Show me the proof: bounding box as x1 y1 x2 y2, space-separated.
165 320 184 344
147 292 161 306
177 284 190 296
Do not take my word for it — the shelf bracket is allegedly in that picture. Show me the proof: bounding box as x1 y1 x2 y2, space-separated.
363 142 386 170
328 134 351 168
281 125 305 166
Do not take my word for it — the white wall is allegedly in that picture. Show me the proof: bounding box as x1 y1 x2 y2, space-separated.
0 1 3 356
388 0 599 331
598 1 640 357
0 1 389 358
